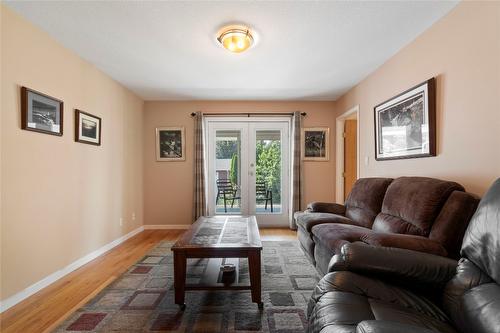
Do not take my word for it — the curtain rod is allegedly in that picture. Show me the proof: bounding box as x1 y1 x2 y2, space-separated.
190 112 306 117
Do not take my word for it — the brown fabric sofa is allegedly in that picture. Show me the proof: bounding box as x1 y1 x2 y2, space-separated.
295 177 479 275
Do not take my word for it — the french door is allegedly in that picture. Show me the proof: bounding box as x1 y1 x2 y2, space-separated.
206 118 290 227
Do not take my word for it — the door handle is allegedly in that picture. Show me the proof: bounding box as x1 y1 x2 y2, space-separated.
249 171 254 176
250 163 255 167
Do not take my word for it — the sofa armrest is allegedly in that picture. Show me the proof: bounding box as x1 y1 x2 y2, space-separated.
361 233 448 257
328 243 457 287
306 202 346 215
356 321 435 333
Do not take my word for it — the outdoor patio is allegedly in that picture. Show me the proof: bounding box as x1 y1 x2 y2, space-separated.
215 203 282 214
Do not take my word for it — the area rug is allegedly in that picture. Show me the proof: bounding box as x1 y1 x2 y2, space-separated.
54 240 320 332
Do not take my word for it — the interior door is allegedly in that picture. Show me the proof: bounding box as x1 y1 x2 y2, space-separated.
206 118 290 227
343 119 357 198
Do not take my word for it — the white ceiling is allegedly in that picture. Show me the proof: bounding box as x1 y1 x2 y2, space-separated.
5 1 458 101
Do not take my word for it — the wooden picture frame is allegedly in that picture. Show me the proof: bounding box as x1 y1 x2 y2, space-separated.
21 86 63 136
156 127 186 161
302 127 330 161
75 109 102 146
374 78 436 161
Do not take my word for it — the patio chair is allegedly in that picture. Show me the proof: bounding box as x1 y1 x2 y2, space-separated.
216 179 240 213
256 181 273 212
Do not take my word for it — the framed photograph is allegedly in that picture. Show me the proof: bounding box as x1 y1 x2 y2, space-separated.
302 127 329 161
21 86 63 136
374 78 436 161
156 127 185 161
75 109 101 146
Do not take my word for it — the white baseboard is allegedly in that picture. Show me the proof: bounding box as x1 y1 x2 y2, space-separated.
143 224 190 230
0 226 144 313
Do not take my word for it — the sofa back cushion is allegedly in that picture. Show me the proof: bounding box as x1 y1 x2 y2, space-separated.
372 177 464 236
344 178 393 228
429 191 479 258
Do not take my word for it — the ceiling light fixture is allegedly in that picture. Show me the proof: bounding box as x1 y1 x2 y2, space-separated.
217 25 254 53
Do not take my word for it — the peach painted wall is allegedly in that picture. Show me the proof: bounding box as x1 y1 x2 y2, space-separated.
143 101 336 226
1 6 144 300
334 1 500 196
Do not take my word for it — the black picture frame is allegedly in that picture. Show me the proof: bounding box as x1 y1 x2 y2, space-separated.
75 109 102 146
155 127 185 161
374 78 436 161
21 86 63 136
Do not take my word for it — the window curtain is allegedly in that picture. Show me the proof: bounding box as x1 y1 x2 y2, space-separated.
192 112 207 221
290 111 303 230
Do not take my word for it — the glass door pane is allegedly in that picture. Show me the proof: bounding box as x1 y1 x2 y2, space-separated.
255 130 282 214
248 121 289 227
215 130 242 214
206 121 248 216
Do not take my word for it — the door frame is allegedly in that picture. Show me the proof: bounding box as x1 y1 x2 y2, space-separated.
204 116 291 227
335 105 360 204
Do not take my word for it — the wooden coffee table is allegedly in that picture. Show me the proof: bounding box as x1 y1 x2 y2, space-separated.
172 216 263 309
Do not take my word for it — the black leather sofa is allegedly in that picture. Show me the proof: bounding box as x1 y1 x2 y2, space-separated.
307 178 500 333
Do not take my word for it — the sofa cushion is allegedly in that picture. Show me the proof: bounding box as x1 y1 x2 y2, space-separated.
461 178 500 284
311 223 371 274
344 178 393 228
307 271 457 333
298 227 316 264
311 223 450 275
443 258 493 329
361 233 447 257
372 177 464 236
312 223 371 255
296 211 354 233
459 283 500 333
307 202 346 215
356 321 438 333
429 191 479 258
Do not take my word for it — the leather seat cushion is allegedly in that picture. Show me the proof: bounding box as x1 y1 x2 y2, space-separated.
296 212 354 233
308 271 457 333
460 283 500 333
461 178 500 284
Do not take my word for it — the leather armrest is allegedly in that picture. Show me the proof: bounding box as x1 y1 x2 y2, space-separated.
356 321 435 333
328 242 457 287
361 233 448 257
306 202 346 215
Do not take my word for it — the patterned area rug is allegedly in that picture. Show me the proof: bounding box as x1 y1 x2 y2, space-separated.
55 240 320 332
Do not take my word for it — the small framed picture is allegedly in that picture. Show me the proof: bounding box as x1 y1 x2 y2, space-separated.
374 78 436 161
21 86 63 136
156 127 185 161
75 109 101 146
302 127 329 161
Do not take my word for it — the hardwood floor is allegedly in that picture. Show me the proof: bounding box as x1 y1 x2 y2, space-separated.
0 228 297 333
259 227 297 241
